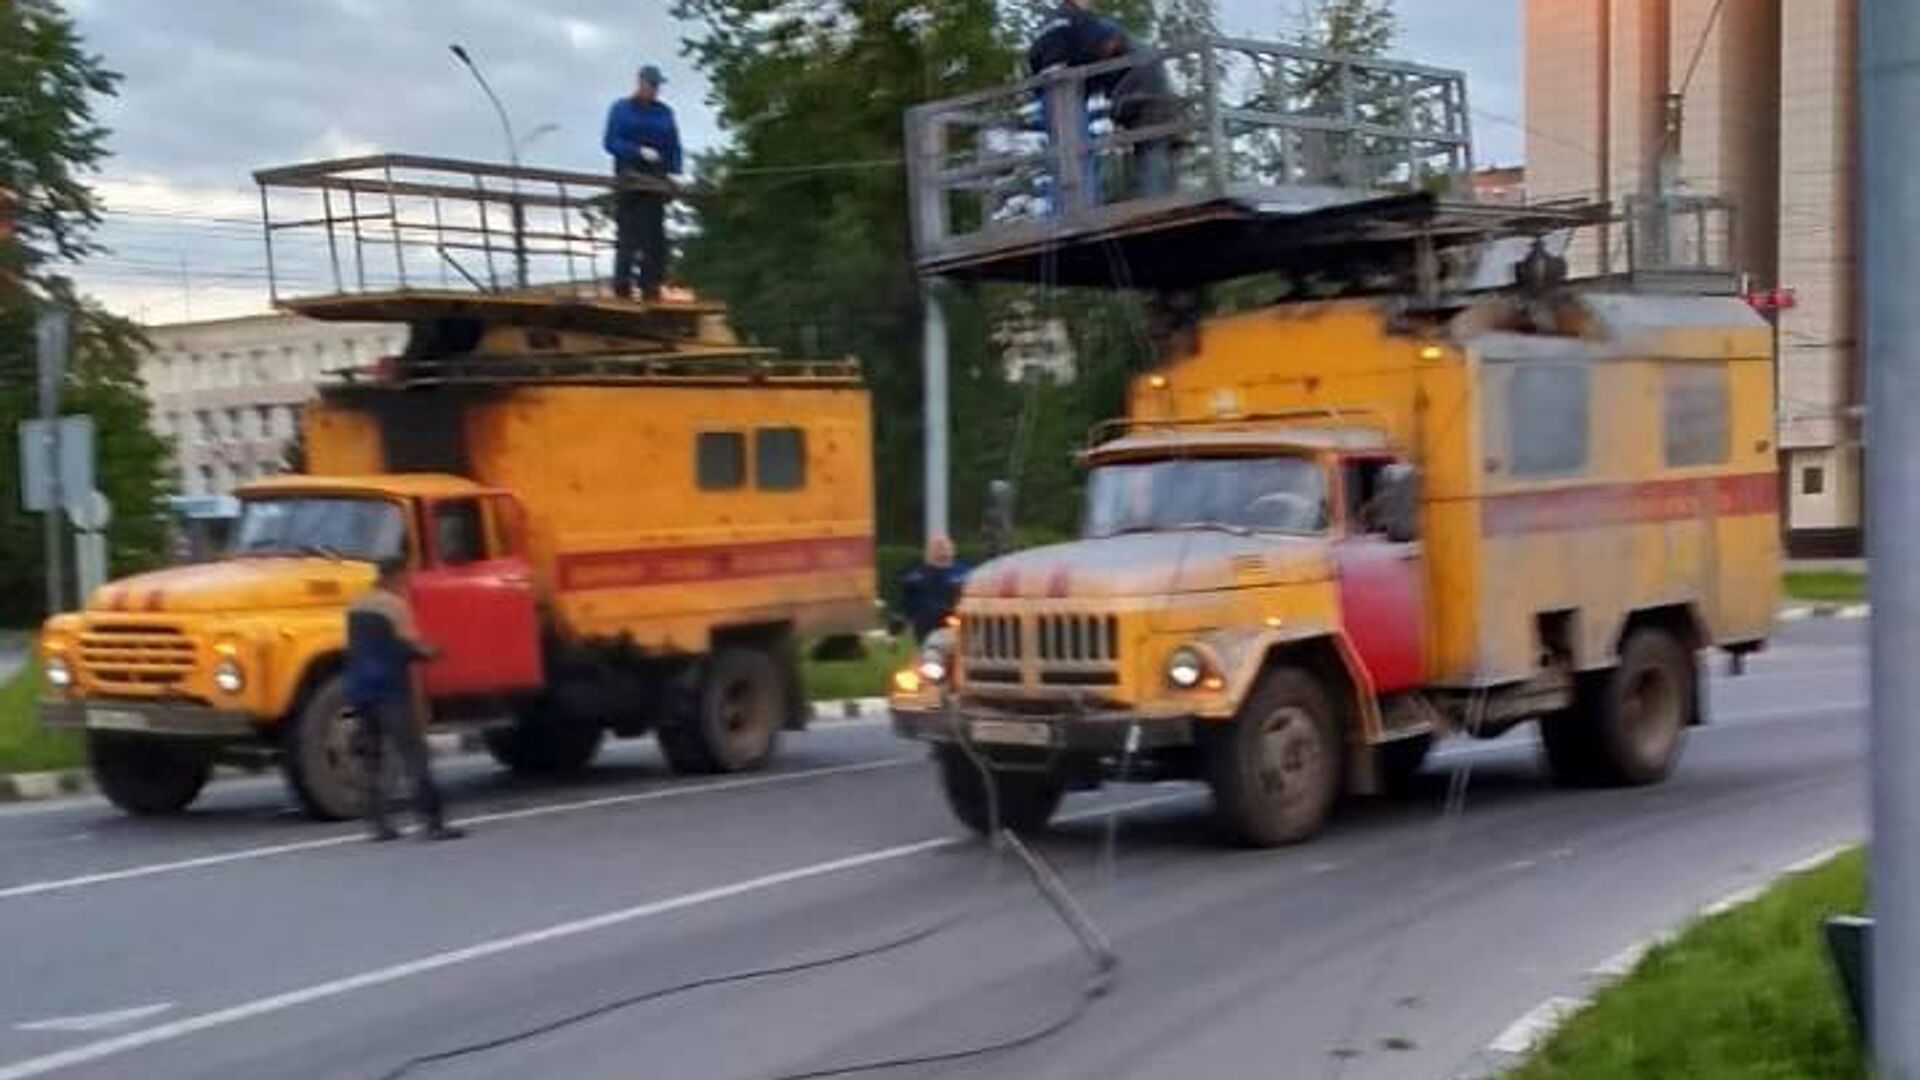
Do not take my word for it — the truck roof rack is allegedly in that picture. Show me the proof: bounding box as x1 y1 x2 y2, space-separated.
254 154 695 334
322 351 862 393
907 37 1731 297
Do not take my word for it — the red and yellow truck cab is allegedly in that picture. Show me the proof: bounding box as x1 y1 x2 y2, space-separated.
41 294 876 819
892 291 1778 845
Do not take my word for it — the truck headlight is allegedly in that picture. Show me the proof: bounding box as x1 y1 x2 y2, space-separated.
213 659 245 694
1166 646 1206 690
45 655 73 689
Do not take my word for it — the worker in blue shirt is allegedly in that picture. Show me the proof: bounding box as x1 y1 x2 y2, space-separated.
602 64 682 301
346 558 459 842
1028 1 1177 200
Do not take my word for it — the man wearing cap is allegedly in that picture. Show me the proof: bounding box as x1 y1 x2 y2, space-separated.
603 64 682 301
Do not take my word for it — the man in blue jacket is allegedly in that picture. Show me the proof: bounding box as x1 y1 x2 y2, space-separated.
346 558 459 841
603 64 682 301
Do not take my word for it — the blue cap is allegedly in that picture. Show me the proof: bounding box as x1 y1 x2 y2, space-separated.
638 64 667 86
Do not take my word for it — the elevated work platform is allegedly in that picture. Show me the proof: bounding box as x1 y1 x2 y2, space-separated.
907 37 1737 297
254 154 676 318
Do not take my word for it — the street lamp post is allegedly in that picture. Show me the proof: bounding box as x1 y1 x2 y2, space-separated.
449 43 528 289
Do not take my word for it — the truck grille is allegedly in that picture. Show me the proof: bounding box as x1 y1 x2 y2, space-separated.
961 613 1121 689
79 623 196 691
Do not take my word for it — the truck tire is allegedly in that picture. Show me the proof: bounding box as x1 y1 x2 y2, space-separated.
659 647 782 775
1540 627 1695 787
1206 666 1343 847
483 709 604 776
935 745 1064 837
282 675 371 821
87 732 211 816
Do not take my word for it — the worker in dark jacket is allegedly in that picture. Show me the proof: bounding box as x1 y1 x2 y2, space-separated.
1028 0 1177 198
899 535 971 644
346 559 460 842
602 64 682 301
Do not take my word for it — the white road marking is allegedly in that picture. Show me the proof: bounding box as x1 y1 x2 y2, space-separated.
1488 996 1588 1055
0 758 918 902
1777 607 1812 622
0 792 1184 1080
1590 938 1660 979
1839 604 1872 620
14 1005 172 1034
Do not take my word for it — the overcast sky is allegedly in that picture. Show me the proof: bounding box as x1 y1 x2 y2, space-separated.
65 0 1523 324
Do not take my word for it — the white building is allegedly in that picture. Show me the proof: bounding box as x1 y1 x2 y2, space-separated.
140 313 406 496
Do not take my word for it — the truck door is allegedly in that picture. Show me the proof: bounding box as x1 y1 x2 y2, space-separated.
408 494 546 698
1332 457 1426 694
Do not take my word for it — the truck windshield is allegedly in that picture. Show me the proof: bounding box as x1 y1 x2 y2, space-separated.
1083 455 1329 538
230 497 407 562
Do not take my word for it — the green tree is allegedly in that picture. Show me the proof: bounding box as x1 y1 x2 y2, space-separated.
1293 0 1397 54
1 0 172 620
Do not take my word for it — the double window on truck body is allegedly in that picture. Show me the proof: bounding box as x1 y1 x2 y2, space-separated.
1497 359 1733 478
697 427 809 492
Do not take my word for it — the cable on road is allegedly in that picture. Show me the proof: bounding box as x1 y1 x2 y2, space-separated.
370 728 1123 1080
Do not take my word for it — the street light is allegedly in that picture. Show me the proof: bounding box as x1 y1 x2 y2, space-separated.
449 42 528 288
518 122 561 158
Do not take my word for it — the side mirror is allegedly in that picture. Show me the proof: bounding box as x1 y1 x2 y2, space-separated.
1378 464 1420 543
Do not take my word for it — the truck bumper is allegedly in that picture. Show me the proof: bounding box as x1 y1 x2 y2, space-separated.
891 702 1195 755
41 700 259 739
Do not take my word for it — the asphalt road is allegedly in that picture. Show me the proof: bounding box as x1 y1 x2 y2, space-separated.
0 618 1867 1080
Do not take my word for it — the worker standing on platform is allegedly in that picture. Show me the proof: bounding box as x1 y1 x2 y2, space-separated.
603 64 681 301
899 535 971 644
347 559 460 842
1027 1 1176 200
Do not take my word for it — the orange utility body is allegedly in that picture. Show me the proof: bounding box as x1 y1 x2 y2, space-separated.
42 293 877 820
890 38 1779 845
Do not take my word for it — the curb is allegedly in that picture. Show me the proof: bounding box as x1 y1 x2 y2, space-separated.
1470 842 1856 1074
1778 602 1871 622
0 696 893 807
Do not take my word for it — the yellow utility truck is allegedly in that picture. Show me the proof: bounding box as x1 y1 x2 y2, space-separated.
890 39 1779 845
40 157 876 818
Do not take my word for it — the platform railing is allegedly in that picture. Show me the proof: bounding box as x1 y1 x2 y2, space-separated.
905 36 1473 271
253 155 673 306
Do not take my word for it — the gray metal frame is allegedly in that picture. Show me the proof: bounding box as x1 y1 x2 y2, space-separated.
254 155 674 306
905 35 1474 271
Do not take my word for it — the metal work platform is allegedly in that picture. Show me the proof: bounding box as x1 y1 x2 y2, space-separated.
254 154 684 330
907 36 1476 283
906 36 1736 297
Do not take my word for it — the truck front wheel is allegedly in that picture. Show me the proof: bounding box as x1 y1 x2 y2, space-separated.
87 732 211 816
1206 666 1343 847
935 745 1064 837
282 675 371 821
659 647 782 775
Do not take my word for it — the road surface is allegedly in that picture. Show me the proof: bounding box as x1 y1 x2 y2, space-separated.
0 618 1867 1080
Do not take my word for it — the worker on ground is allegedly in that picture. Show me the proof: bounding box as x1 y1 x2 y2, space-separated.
346 558 461 842
1027 0 1177 199
899 535 971 644
603 64 682 302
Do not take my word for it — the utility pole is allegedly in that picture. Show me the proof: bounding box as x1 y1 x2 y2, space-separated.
922 281 950 544
449 44 528 290
35 310 69 616
1863 0 1920 1073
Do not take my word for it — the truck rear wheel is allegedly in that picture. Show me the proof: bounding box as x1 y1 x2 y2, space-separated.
483 707 604 776
935 745 1064 836
1540 627 1695 787
87 732 212 816
659 647 782 775
1206 666 1342 847
282 675 372 821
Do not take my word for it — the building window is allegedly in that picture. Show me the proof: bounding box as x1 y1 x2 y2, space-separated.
696 432 746 490
1802 465 1826 496
1507 365 1591 477
755 427 807 491
198 466 215 495
1662 365 1731 467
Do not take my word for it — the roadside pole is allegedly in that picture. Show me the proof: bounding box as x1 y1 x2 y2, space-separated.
35 309 69 616
1862 0 1920 1073
922 280 949 543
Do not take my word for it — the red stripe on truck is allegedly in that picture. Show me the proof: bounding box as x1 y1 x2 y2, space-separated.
1480 472 1777 537
555 535 873 593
